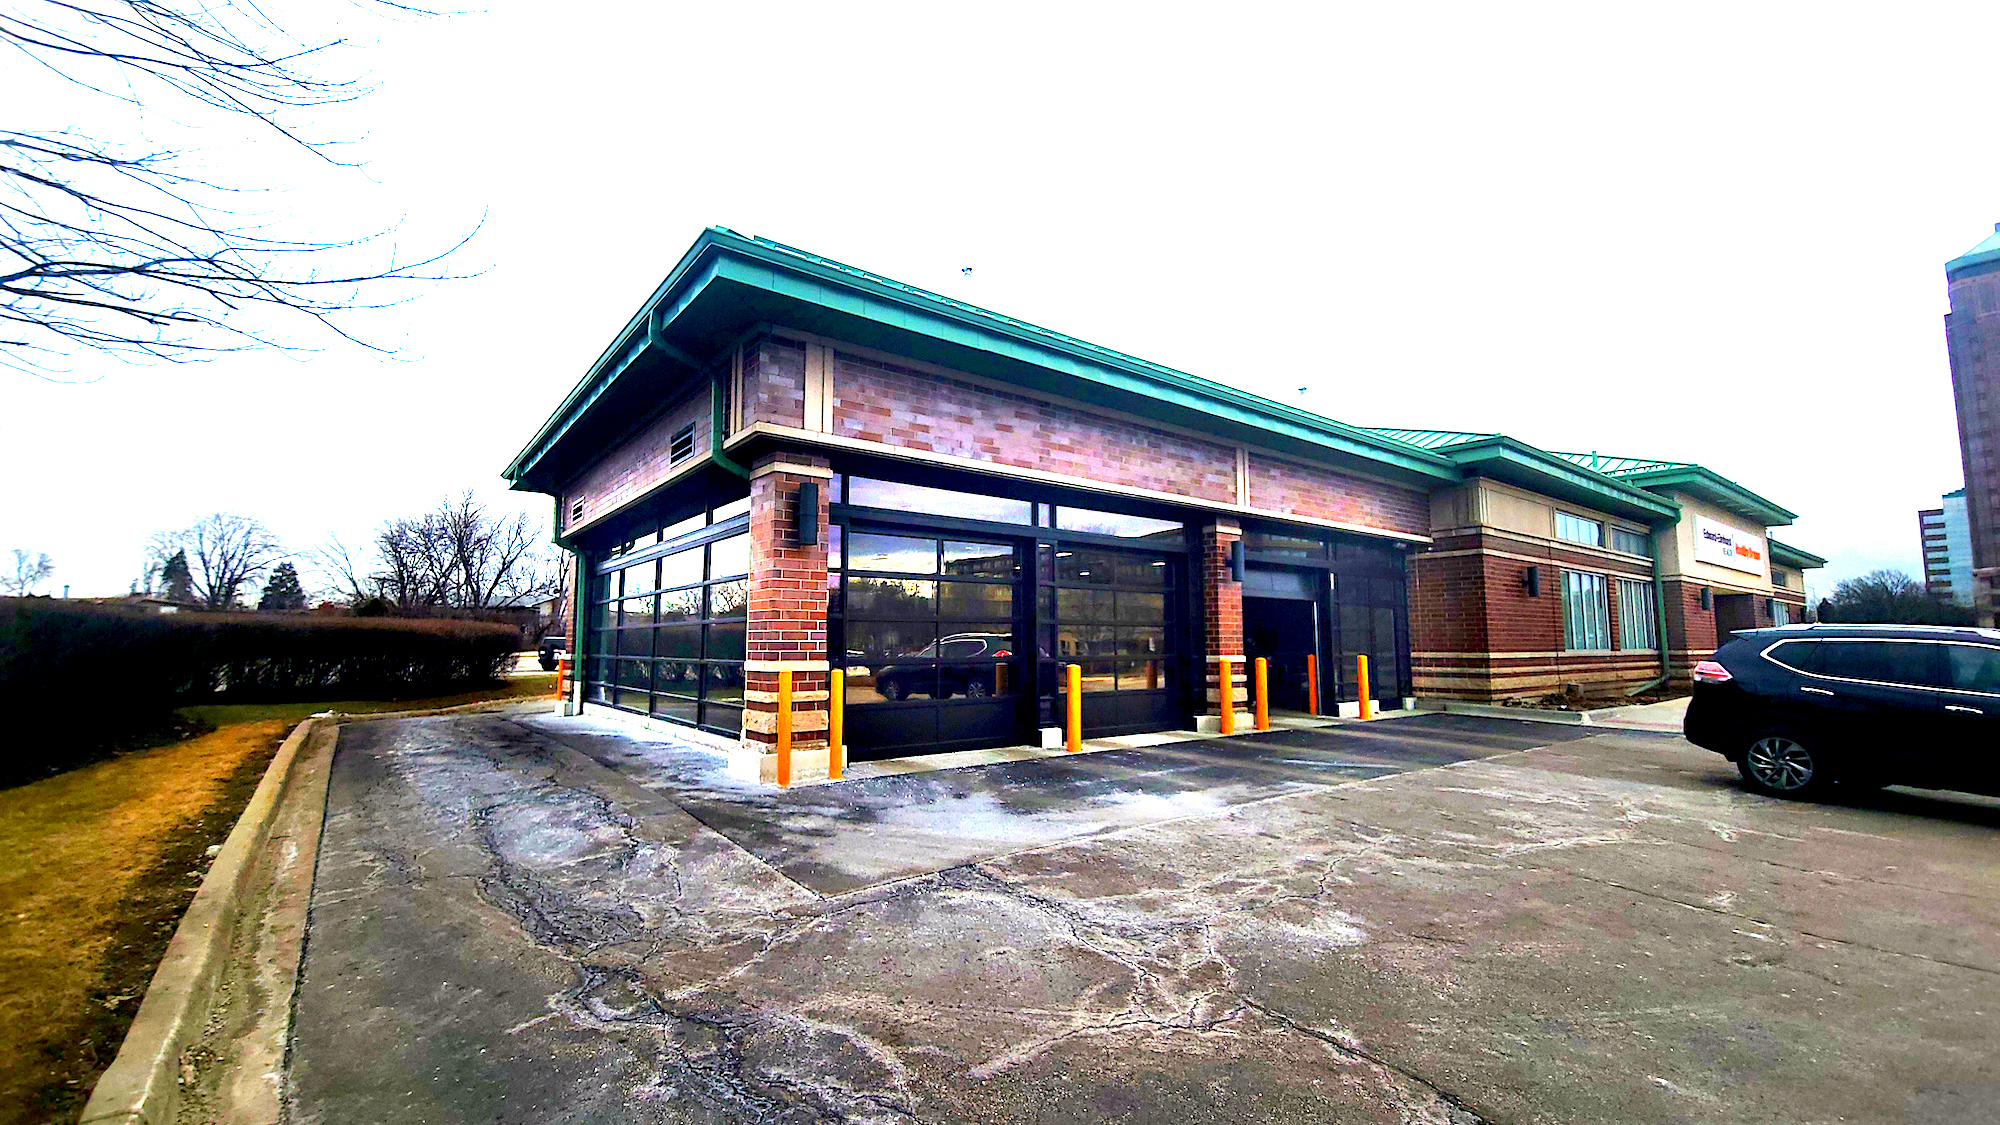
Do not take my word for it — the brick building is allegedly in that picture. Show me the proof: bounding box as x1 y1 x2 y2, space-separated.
505 229 1821 781
1944 228 2000 626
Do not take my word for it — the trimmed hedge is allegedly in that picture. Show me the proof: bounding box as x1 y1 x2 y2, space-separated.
0 601 519 780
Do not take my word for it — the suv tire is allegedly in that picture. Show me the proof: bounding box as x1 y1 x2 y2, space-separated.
1738 726 1828 799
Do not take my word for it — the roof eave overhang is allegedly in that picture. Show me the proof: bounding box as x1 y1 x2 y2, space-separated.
1768 539 1826 569
1440 437 1680 524
505 230 1465 495
1625 467 1795 528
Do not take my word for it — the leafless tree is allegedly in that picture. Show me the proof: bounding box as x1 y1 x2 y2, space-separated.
2 549 53 595
151 513 284 609
319 493 559 610
1 0 468 377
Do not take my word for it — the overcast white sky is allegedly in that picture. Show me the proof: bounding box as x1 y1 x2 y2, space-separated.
3 2 1993 601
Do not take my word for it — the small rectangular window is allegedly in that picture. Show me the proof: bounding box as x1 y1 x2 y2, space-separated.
1615 577 1656 649
1772 570 1789 588
1555 512 1604 547
1772 600 1792 626
1562 570 1610 650
1610 527 1651 557
570 499 584 525
669 423 696 463
1054 507 1184 540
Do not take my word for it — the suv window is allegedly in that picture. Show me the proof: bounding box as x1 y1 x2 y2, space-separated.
1812 641 1944 688
1947 645 2000 694
1767 640 1823 673
939 638 989 659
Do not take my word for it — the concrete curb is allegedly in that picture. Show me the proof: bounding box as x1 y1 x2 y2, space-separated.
1417 698 1683 733
78 715 329 1125
78 696 555 1125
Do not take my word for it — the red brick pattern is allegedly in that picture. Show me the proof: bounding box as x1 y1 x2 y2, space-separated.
742 450 830 749
562 390 709 532
1662 579 1720 680
828 351 1242 504
1201 525 1244 714
1244 454 1430 536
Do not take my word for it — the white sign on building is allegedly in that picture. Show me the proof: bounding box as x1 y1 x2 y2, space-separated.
1693 514 1767 575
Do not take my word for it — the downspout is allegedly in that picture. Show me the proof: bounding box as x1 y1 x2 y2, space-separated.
709 368 750 479
1624 521 1675 697
647 310 749 480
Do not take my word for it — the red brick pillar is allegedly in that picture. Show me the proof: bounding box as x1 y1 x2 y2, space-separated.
1201 520 1246 728
1661 579 1718 683
742 450 832 783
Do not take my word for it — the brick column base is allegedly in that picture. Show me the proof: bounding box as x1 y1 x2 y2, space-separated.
738 450 834 783
1199 520 1251 732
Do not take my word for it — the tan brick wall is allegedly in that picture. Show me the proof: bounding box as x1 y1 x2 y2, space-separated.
561 389 709 533
825 349 1244 504
1244 454 1430 536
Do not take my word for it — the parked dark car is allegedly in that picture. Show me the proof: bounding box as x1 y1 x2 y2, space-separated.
870 633 1013 701
537 635 568 672
1684 624 2000 799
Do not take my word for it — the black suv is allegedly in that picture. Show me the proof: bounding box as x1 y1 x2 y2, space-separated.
1684 624 2000 799
537 636 568 672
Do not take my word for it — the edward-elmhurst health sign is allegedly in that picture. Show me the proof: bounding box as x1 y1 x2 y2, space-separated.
1694 514 1766 575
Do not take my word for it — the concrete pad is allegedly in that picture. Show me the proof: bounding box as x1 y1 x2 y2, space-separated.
290 713 2000 1124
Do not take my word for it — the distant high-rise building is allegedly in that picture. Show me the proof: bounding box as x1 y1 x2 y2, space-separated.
1943 229 2000 625
1918 490 1975 606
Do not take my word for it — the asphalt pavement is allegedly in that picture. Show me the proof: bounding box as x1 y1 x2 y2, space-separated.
288 708 2000 1124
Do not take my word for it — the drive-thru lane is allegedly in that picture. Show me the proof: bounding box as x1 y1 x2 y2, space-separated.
289 708 1999 1125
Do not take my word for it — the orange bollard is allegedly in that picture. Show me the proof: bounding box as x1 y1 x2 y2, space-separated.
776 668 793 787
1218 656 1235 736
1065 663 1082 752
1305 653 1319 716
554 654 569 699
1357 654 1372 720
1254 656 1270 731
828 669 844 781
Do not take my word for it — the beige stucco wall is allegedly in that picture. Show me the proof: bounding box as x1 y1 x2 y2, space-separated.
1657 491 1780 593
1434 478 1653 558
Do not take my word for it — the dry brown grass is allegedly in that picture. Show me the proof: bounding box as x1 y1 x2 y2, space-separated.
0 721 287 1124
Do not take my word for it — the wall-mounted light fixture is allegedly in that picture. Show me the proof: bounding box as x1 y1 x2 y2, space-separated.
1523 565 1541 597
1700 586 1712 611
796 482 819 547
1229 539 1245 583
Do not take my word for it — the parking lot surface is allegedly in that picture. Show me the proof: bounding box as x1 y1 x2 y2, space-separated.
290 709 2000 1124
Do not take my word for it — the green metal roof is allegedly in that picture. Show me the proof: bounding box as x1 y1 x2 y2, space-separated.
503 228 1792 540
1768 538 1826 569
1362 428 1498 450
1363 429 1680 523
1947 225 2000 278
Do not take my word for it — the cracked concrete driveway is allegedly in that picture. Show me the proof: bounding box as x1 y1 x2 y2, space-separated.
289 709 2000 1124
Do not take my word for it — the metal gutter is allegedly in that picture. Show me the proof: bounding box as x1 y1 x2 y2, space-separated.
504 227 1463 490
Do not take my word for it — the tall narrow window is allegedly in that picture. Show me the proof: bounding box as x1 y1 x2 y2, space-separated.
1615 577 1657 650
1562 570 1610 650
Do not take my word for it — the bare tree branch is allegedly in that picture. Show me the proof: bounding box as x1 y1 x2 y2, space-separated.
2 548 54 595
1 0 473 376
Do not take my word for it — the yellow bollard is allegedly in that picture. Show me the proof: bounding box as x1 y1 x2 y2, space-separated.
1065 663 1082 752
777 668 793 787
1254 656 1270 731
1356 654 1372 720
828 669 844 781
1218 656 1235 736
1306 653 1319 716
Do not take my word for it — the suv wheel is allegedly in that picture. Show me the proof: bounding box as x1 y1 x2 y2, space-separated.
1738 728 1826 798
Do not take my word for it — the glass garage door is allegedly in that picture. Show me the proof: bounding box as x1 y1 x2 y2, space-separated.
832 530 1026 760
1038 543 1179 737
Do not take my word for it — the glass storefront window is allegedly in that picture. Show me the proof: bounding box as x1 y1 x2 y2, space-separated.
711 496 751 522
849 533 937 575
583 523 750 735
846 478 1033 525
1054 506 1183 540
